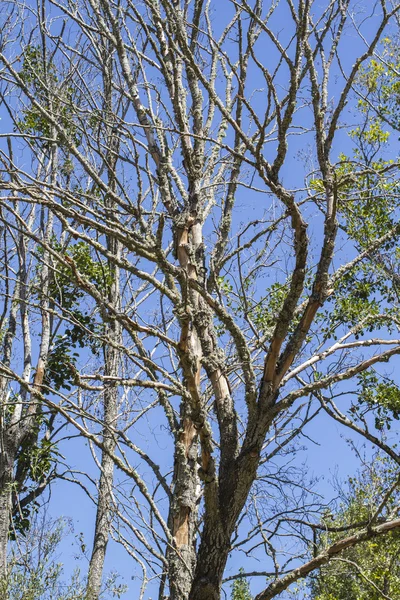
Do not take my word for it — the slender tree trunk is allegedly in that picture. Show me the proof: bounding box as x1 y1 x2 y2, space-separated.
0 437 14 577
86 41 121 597
0 292 18 579
86 339 120 599
86 221 121 600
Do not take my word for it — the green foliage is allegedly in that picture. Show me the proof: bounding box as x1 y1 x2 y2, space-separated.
43 241 111 391
311 126 400 341
10 503 39 541
10 422 59 538
231 569 253 600
309 37 400 347
329 271 380 330
216 273 301 339
18 45 77 143
17 436 56 484
357 39 400 131
18 46 57 137
2 519 86 600
310 460 400 600
251 282 290 335
351 370 400 430
51 241 112 306
45 336 80 392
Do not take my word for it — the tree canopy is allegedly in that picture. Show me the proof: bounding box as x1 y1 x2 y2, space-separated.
1 1 400 599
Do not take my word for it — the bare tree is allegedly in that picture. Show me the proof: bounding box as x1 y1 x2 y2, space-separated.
86 37 123 600
1 1 400 599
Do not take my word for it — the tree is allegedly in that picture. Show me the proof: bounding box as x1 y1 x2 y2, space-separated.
1 1 400 599
85 38 123 600
0 514 126 600
231 569 253 600
310 457 400 600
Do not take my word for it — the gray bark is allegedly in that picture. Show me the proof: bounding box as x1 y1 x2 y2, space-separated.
87 258 120 599
86 218 121 599
86 354 119 600
86 40 121 597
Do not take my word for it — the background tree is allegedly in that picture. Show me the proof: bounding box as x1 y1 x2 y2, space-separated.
310 457 400 600
0 513 126 600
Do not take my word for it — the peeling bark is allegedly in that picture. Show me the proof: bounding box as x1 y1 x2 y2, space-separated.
168 219 204 600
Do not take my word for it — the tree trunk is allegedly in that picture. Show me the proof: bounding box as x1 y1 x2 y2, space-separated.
167 406 200 600
86 40 121 598
188 516 232 600
188 405 277 599
0 437 15 577
87 255 121 599
86 375 119 599
167 219 204 599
